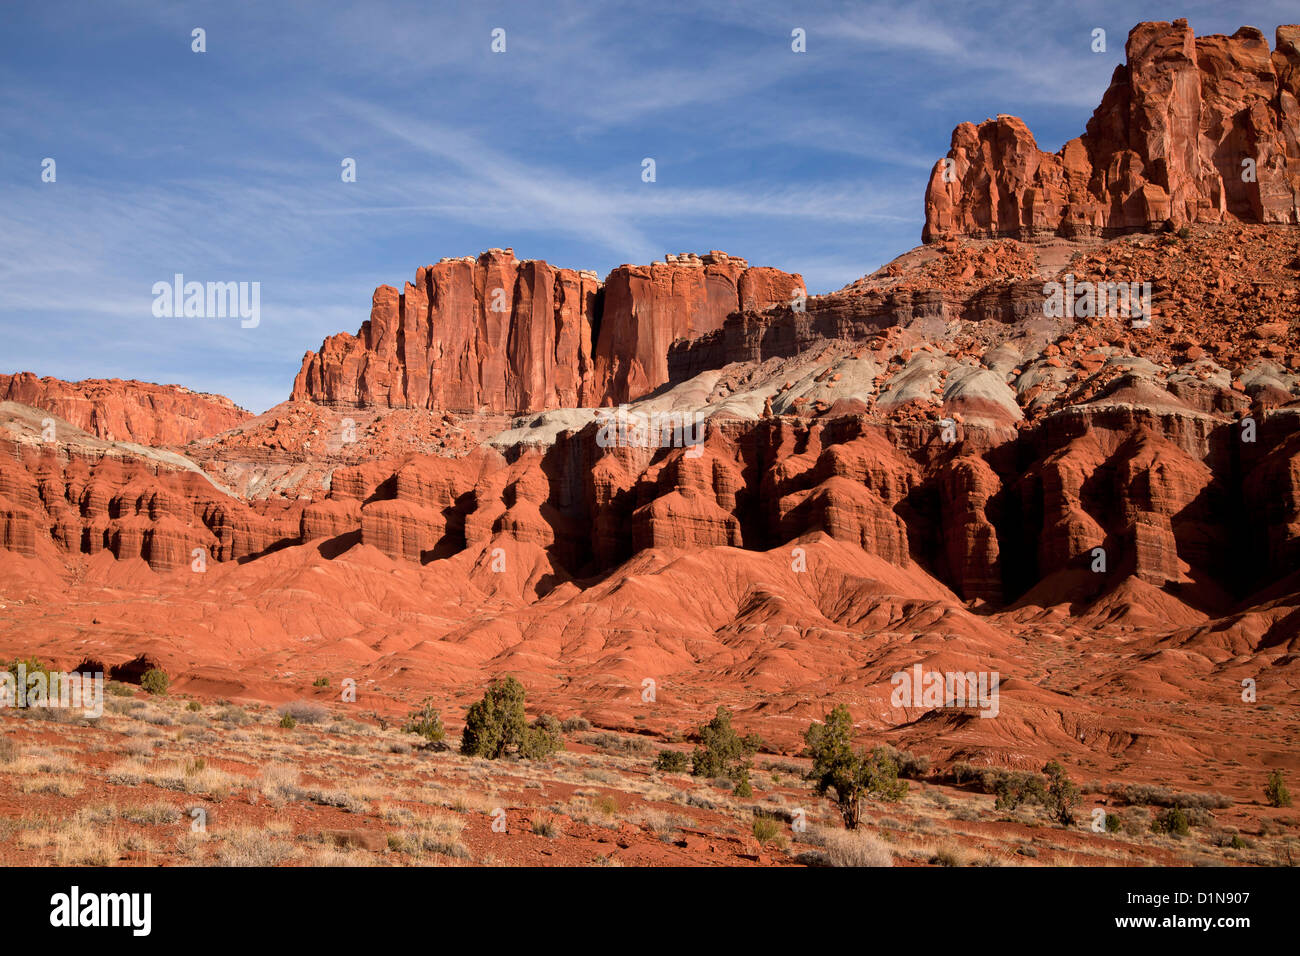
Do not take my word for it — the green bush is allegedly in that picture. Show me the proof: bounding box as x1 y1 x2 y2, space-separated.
520 714 564 759
1043 760 1081 826
1104 812 1122 833
690 706 760 787
1266 770 1291 808
803 704 907 830
141 668 169 696
401 698 446 743
732 768 754 797
461 677 528 758
993 771 1044 811
4 658 48 707
1151 806 1191 836
279 713 297 729
460 677 558 760
654 749 689 773
186 700 202 712
312 676 330 688
752 813 781 846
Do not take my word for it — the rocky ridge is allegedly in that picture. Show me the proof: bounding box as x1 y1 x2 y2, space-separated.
924 21 1300 241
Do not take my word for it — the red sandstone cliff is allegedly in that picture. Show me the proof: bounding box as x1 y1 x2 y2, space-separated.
591 252 804 405
924 21 1300 242
291 248 802 412
291 249 600 414
0 372 250 446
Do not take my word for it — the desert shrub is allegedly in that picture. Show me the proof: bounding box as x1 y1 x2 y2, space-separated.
279 713 297 729
3 658 48 707
798 826 893 867
582 731 652 755
529 813 561 838
401 699 446 743
1210 828 1249 849
1104 812 1122 833
732 768 754 797
312 676 330 688
993 771 1045 811
654 749 689 773
691 706 760 788
459 677 557 760
1266 770 1292 808
561 716 591 733
461 677 528 758
1043 760 1081 826
519 714 564 759
803 704 907 830
879 745 930 780
752 813 782 847
1106 782 1231 810
186 700 202 712
1151 806 1191 836
214 705 251 727
896 751 931 780
141 668 169 696
950 761 979 785
278 700 328 725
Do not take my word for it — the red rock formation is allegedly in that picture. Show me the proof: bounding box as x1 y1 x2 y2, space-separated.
593 253 804 405
292 250 599 414
291 249 802 412
0 372 250 446
924 21 1300 242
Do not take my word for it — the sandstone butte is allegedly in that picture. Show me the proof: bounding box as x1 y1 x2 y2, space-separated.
1 19 1299 830
924 20 1300 242
290 248 804 412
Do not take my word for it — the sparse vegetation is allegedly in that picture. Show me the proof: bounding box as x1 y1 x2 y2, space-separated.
803 704 906 830
1151 806 1191 837
798 826 893 867
752 813 782 847
1266 770 1292 808
654 749 689 773
460 677 560 760
401 698 446 744
521 714 564 759
690 706 760 793
141 668 169 696
1042 760 1080 826
460 677 529 759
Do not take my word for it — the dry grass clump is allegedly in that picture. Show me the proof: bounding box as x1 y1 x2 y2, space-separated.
389 813 470 861
798 826 894 867
215 828 300 866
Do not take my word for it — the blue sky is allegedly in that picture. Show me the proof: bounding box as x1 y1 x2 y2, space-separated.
2 0 1296 413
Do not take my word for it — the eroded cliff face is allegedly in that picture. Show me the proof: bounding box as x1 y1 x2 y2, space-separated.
290 248 802 413
924 21 1300 242
0 373 250 446
291 249 601 414
591 254 804 406
0 411 299 572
